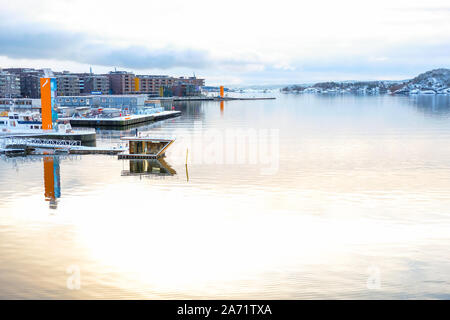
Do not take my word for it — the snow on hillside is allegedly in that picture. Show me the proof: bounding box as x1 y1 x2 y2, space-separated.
394 68 450 94
281 69 450 95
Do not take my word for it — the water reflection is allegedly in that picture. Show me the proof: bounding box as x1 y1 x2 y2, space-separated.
43 156 61 209
172 100 204 119
409 95 450 117
1 94 450 299
121 159 177 177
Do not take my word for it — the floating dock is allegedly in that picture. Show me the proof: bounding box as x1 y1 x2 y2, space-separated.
0 130 96 144
1 137 124 156
61 110 181 128
18 131 96 143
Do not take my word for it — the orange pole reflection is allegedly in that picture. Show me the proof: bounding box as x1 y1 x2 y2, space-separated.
43 156 60 209
43 156 55 201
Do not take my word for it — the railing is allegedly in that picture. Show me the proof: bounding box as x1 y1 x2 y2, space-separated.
68 127 96 133
2 137 81 148
121 133 176 141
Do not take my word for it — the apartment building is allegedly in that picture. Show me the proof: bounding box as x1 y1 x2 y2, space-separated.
83 75 110 94
3 68 54 98
0 70 21 98
174 76 205 87
169 83 202 97
0 67 205 98
107 71 136 94
56 94 148 114
135 75 205 96
56 73 81 96
135 75 173 96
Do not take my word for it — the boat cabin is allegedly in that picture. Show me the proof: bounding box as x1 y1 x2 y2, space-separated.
119 136 175 159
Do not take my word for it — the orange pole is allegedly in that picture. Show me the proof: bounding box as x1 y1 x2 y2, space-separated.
40 78 53 130
220 86 224 98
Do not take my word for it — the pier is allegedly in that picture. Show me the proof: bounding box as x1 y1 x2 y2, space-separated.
16 130 96 143
0 127 96 144
61 110 181 128
160 96 276 102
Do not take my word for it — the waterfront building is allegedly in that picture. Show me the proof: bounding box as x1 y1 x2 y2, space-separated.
135 75 173 96
107 71 137 94
3 68 46 98
1 67 205 98
56 94 148 113
0 71 21 98
82 75 110 94
174 76 205 87
0 98 41 111
20 72 44 98
56 73 81 96
136 75 205 97
175 82 202 97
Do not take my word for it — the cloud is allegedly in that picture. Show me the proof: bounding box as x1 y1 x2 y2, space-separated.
219 41 450 85
294 42 450 75
0 11 448 85
0 21 215 70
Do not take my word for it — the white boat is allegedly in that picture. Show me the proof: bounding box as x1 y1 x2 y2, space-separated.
0 110 73 135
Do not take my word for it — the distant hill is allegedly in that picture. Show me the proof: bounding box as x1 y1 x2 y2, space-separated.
393 68 450 94
281 68 450 95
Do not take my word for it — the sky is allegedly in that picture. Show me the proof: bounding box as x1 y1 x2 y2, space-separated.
0 0 449 86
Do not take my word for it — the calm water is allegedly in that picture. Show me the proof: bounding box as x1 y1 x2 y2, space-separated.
1 93 450 299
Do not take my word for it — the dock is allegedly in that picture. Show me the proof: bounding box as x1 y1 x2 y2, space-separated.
0 129 96 144
1 137 125 156
18 130 96 143
61 110 181 128
68 146 125 155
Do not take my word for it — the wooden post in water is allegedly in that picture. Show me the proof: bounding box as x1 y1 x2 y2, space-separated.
185 148 189 182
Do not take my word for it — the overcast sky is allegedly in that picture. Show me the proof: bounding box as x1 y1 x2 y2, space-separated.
0 0 449 85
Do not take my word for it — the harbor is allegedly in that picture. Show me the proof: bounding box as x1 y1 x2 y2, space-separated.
2 91 450 300
0 83 271 151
